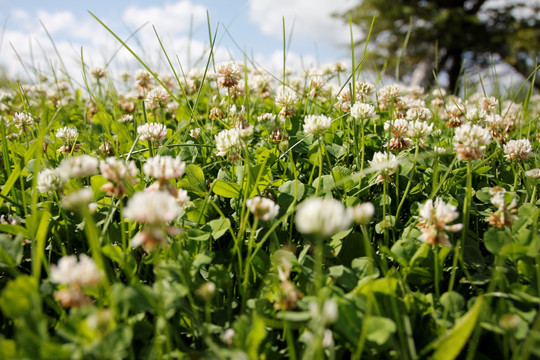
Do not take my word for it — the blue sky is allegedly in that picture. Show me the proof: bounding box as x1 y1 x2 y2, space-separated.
0 0 359 81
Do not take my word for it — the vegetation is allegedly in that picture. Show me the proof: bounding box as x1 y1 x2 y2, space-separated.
0 11 540 360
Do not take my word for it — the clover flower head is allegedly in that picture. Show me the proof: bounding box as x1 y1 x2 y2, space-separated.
295 197 352 237
303 114 332 137
246 196 280 221
416 197 462 247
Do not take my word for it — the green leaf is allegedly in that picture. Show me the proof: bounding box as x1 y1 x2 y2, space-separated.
428 296 484 360
0 224 30 239
178 164 206 195
0 234 23 269
483 228 511 254
312 175 335 195
208 217 230 240
278 180 305 200
275 311 312 322
0 275 40 319
440 291 465 316
212 179 241 198
366 316 397 346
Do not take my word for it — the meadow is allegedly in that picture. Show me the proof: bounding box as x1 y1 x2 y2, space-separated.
0 14 540 360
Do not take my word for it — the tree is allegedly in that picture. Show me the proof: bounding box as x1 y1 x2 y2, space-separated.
341 0 540 92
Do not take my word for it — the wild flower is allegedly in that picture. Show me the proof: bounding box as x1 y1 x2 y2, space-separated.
143 155 185 183
145 87 170 110
503 139 533 161
118 114 133 123
407 120 433 146
368 151 398 183
100 158 139 196
13 111 34 130
137 122 167 142
51 254 101 287
416 197 463 247
487 187 518 228
348 202 375 225
58 155 99 179
350 103 376 120
295 197 352 237
384 119 413 151
215 61 241 88
61 188 95 212
275 86 298 117
56 126 80 153
525 168 540 179
246 197 280 221
378 84 402 111
90 67 107 80
215 128 243 161
406 107 432 122
134 69 154 90
190 127 201 140
37 168 64 193
303 114 332 137
50 254 102 308
124 191 180 250
453 123 492 161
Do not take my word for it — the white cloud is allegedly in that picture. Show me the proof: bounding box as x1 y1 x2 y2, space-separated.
123 1 208 34
248 0 360 47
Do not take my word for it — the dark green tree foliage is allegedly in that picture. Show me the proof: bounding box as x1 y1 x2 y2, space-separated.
342 0 540 91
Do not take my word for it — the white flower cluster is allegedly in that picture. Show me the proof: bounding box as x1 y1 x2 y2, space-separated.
295 197 352 237
215 128 243 161
124 191 179 226
100 158 139 196
138 122 167 142
503 139 533 161
350 103 376 120
50 254 102 287
246 197 280 221
453 123 492 161
143 155 186 181
37 168 64 193
56 126 79 145
145 87 170 110
348 202 375 225
303 115 332 137
13 112 34 129
368 152 398 182
416 198 463 247
58 155 99 179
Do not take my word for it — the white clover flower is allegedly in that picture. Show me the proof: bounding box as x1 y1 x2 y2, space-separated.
525 168 540 179
90 67 107 80
145 87 170 110
221 328 235 346
61 188 94 211
350 103 376 120
275 86 298 108
37 168 64 193
453 123 491 161
100 158 138 184
13 112 34 129
348 202 375 225
503 139 533 161
190 127 201 140
368 152 398 181
295 197 352 237
303 114 332 137
56 126 79 145
246 197 280 221
215 61 241 88
118 114 133 123
487 186 518 228
464 107 487 122
434 146 447 155
137 123 167 142
215 128 243 160
58 155 99 179
416 197 463 247
406 107 432 122
124 191 179 226
175 188 190 205
355 81 375 100
50 254 102 287
143 155 186 182
135 69 154 90
408 120 433 139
